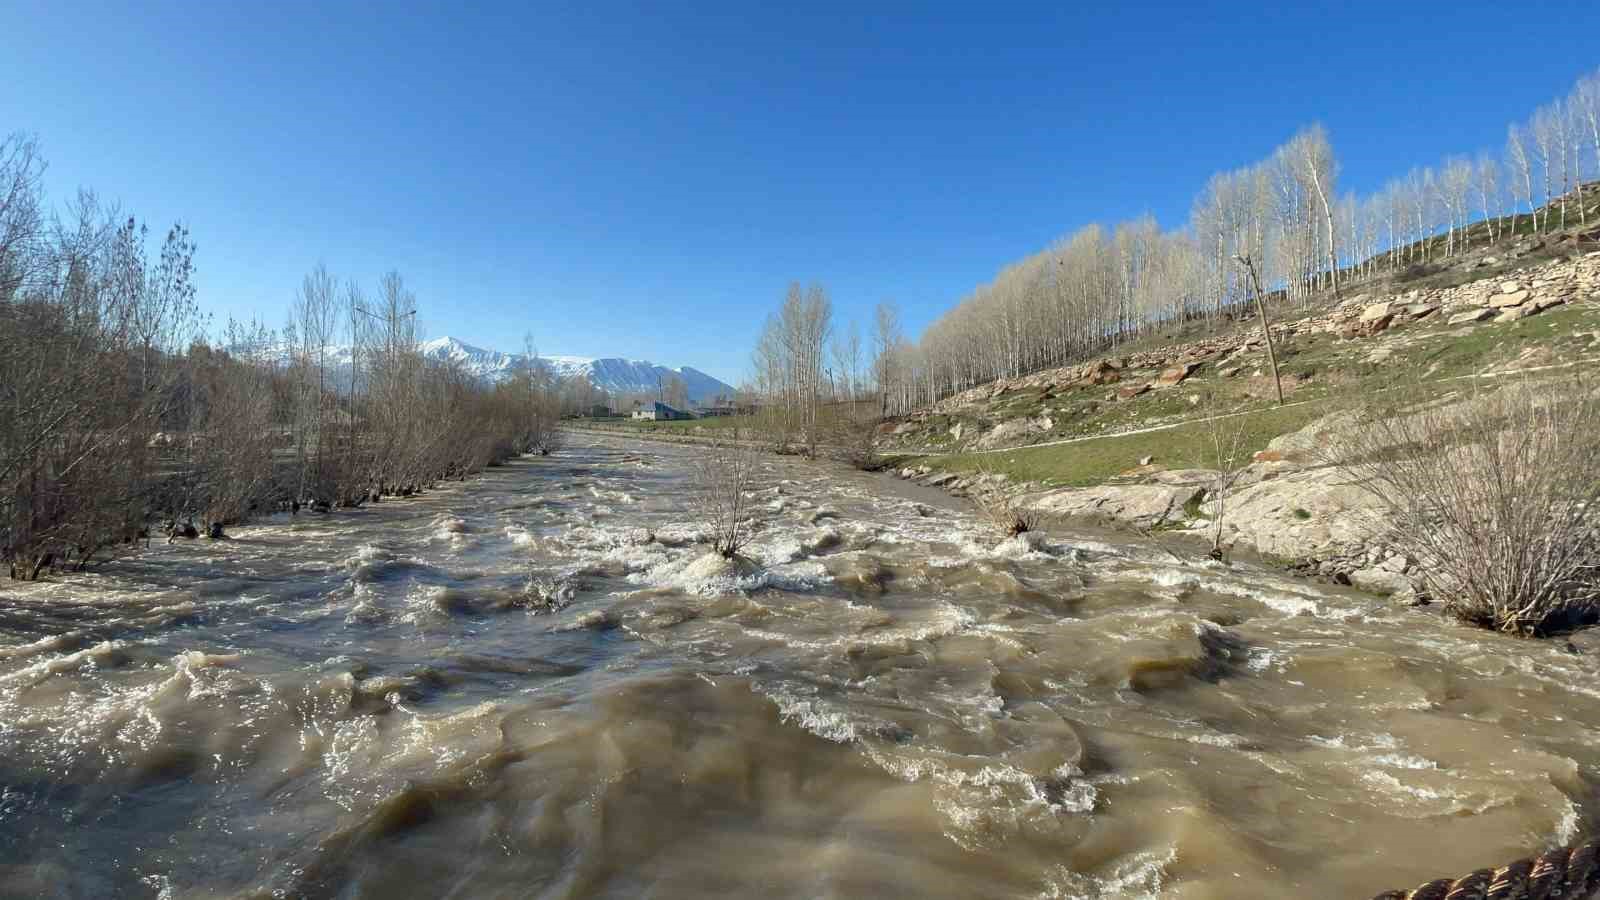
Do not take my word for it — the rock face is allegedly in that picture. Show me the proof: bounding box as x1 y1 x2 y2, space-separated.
974 415 1053 450
1201 467 1383 561
1019 482 1204 530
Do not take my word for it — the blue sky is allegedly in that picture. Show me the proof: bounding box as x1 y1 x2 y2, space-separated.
4 1 1597 384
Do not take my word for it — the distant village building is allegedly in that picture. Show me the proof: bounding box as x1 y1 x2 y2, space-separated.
693 404 737 418
632 401 690 421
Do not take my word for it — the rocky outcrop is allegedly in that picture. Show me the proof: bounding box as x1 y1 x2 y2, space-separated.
974 415 1053 449
1154 361 1200 388
1447 308 1494 325
1489 288 1531 308
1018 481 1205 530
895 407 1432 597
1080 359 1121 385
1193 466 1380 562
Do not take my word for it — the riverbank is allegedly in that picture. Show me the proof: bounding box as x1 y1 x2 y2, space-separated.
889 407 1417 594
879 251 1600 599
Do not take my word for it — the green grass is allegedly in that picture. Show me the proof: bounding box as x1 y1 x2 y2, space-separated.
893 298 1598 490
904 401 1330 488
1399 304 1599 380
878 189 1600 490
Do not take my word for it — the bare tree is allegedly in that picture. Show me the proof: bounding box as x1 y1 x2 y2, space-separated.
688 432 760 558
1506 125 1536 229
1289 125 1342 297
752 283 832 455
1575 70 1600 199
1531 106 1560 233
1474 153 1501 243
872 301 901 416
1204 411 1250 561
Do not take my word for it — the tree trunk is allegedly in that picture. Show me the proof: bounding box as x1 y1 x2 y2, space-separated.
1239 256 1284 406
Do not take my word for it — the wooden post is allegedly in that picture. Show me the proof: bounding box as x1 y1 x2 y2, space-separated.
1236 254 1285 406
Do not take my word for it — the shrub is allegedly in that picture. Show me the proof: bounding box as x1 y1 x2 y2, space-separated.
1340 376 1600 635
688 431 760 558
972 460 1041 537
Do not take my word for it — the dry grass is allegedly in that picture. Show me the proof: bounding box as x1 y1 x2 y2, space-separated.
1339 375 1600 635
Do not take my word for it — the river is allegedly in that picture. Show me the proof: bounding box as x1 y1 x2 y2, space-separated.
0 432 1594 898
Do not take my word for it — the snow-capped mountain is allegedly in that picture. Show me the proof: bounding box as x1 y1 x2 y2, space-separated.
271 337 729 403
417 338 735 403
253 336 736 403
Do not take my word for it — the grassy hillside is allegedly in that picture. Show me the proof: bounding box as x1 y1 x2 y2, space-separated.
885 229 1600 488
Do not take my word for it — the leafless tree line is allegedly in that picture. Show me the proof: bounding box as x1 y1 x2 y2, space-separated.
744 283 892 463
874 68 1600 413
0 134 560 579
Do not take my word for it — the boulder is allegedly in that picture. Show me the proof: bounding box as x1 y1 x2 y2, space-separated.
949 422 964 442
1218 365 1241 378
1363 313 1395 335
1494 305 1536 324
1020 482 1205 530
1447 308 1494 326
1405 304 1440 319
1080 359 1122 385
1155 362 1199 388
1255 409 1362 464
974 415 1053 450
1359 301 1393 322
1117 382 1151 401
1499 280 1524 294
1200 466 1384 561
1488 289 1531 308
1350 567 1413 596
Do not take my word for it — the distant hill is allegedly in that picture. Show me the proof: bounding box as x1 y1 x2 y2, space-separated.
261 336 737 404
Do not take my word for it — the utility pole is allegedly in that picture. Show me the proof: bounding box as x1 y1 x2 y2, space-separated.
1234 254 1285 406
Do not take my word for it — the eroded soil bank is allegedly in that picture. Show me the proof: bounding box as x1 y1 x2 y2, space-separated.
1 432 1595 899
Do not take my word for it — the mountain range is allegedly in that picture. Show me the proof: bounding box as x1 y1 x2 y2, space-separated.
266 337 737 404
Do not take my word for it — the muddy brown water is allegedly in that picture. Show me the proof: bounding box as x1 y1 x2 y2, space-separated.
1 433 1596 899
